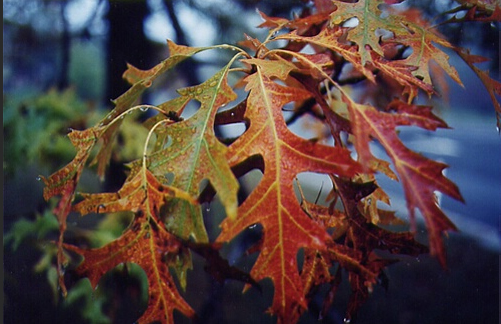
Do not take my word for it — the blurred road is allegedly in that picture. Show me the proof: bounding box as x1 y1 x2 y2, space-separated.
375 110 501 251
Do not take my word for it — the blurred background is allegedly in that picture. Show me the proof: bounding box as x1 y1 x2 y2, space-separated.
3 0 500 323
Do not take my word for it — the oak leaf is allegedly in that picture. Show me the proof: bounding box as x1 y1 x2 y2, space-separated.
275 28 376 82
217 58 362 322
346 98 464 266
388 8 463 87
330 0 408 65
41 126 106 295
143 63 240 242
68 167 197 324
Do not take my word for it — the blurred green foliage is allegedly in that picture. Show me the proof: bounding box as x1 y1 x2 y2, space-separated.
3 88 95 175
4 208 59 251
2 205 114 323
63 279 111 324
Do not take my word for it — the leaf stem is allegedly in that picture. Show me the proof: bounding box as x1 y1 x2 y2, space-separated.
142 118 169 173
99 104 165 130
209 44 252 59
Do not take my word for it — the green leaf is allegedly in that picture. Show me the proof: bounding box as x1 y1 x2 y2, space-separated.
145 64 240 241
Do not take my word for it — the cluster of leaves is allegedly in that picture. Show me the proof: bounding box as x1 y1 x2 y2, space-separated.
41 1 500 323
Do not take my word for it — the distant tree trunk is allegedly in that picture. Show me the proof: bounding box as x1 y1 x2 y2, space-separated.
58 1 70 90
106 0 155 101
105 0 155 191
163 0 200 86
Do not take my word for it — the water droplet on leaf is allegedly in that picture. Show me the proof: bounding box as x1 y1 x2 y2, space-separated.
140 106 149 112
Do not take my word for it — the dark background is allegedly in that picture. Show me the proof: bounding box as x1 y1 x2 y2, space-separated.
3 1 500 323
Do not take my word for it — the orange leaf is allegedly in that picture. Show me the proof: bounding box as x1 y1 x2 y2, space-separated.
65 214 194 324
69 167 197 323
41 126 105 295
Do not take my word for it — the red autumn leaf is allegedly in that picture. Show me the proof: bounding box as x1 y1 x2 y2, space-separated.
42 126 105 213
346 98 464 266
328 1 462 98
217 58 362 322
275 27 436 97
